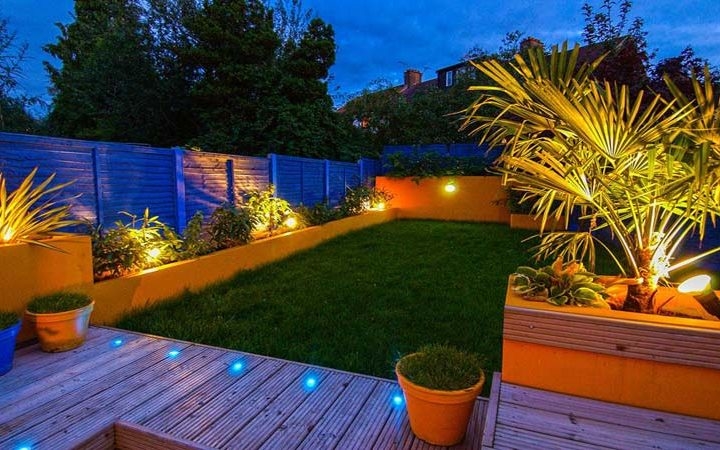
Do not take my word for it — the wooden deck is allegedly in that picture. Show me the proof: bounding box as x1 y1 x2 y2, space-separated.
0 327 488 449
481 373 720 450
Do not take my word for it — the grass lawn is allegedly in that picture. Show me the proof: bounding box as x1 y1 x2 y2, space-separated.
115 219 538 390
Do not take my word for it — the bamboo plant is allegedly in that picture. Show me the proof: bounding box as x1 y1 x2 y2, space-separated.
461 43 720 313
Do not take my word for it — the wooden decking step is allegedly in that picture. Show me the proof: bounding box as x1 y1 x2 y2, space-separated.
481 372 720 449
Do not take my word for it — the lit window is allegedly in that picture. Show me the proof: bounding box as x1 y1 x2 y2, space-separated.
445 71 454 87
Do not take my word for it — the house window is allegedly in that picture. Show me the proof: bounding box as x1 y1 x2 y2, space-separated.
445 70 454 87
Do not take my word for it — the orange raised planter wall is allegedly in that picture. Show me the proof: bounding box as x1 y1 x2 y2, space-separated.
88 209 398 324
376 176 510 223
0 235 94 342
502 281 720 420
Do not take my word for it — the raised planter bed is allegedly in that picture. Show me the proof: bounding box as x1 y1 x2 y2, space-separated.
89 209 398 324
501 279 720 420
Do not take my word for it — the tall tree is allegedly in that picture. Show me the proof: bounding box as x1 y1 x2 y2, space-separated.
581 0 651 94
650 46 720 101
0 16 37 132
45 0 167 144
179 0 280 153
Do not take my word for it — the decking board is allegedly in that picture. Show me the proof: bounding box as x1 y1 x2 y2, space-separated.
0 326 484 449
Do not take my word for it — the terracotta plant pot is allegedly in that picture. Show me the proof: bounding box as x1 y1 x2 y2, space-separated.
26 302 94 352
396 364 485 446
0 321 21 375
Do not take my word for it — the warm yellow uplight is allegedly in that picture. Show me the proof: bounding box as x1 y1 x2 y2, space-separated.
147 247 162 259
373 202 386 211
1 227 14 243
444 182 457 193
678 274 712 295
284 216 298 229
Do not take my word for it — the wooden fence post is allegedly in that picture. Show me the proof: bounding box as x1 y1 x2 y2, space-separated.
226 159 236 205
91 147 105 228
324 159 330 203
173 147 187 233
268 153 278 187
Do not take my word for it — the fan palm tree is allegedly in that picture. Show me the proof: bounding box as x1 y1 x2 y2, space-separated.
461 43 720 314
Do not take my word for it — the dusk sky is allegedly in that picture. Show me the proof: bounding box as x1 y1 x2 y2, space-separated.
5 0 720 112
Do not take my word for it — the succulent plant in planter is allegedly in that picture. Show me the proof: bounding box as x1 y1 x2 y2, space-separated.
25 292 94 352
0 311 21 375
513 257 610 308
395 344 485 446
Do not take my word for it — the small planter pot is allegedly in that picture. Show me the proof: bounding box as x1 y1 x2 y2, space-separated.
0 321 21 375
25 302 94 352
396 363 485 446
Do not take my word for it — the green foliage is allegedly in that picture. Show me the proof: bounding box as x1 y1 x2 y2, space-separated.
397 344 484 391
207 204 255 250
512 258 609 308
44 0 173 145
385 152 488 181
243 185 294 235
0 311 19 330
504 188 534 214
0 16 38 132
0 168 78 247
27 291 92 314
90 208 180 279
461 43 720 314
339 184 393 216
295 202 342 226
179 211 213 258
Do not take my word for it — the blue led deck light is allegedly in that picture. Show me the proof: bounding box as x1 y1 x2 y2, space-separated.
392 394 404 407
110 338 124 348
228 360 245 376
303 375 318 391
167 349 181 359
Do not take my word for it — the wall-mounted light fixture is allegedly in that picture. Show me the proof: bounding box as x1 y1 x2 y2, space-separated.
444 181 457 193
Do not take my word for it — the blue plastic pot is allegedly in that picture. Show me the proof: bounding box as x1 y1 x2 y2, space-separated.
0 321 21 375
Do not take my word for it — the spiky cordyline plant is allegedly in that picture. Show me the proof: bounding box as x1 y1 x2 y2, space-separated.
461 43 720 314
0 168 78 248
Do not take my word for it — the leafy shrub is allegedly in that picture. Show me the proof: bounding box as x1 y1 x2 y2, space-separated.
397 344 484 391
242 185 294 235
179 211 213 258
0 168 79 246
340 184 394 216
208 203 255 250
512 257 609 308
385 152 488 182
505 187 534 214
296 202 343 226
0 311 19 329
26 291 92 314
90 208 181 280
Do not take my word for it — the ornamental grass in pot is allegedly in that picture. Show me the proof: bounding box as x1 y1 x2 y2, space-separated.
0 311 21 375
395 344 485 446
25 292 94 352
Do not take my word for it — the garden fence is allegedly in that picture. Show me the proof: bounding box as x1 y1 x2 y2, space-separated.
0 132 381 232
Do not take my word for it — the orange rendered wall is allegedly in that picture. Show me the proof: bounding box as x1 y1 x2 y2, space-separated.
376 176 510 223
0 235 94 342
88 209 398 324
502 339 720 420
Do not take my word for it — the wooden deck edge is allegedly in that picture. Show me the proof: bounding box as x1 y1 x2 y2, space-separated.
114 421 215 450
480 372 502 449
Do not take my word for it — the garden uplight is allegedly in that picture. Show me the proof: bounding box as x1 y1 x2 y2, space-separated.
147 247 161 259
678 274 720 319
372 202 386 211
284 216 298 229
2 227 15 243
444 182 457 193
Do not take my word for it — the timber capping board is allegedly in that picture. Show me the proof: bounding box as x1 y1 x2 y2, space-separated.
503 303 720 370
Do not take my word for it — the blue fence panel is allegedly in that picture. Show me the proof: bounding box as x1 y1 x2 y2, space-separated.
273 154 325 206
328 161 361 206
0 133 101 227
360 157 382 183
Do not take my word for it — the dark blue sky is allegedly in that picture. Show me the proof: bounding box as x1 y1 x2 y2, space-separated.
5 0 720 111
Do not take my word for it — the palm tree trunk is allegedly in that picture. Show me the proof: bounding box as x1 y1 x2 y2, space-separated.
622 247 658 314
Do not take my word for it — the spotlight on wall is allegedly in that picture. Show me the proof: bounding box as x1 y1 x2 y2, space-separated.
678 274 720 319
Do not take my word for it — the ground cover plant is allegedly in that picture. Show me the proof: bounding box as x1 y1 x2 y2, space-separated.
116 220 539 391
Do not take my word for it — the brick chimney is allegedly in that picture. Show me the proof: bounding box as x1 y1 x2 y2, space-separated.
520 37 544 53
404 69 422 88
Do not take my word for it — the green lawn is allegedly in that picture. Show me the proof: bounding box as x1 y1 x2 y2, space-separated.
115 220 537 390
